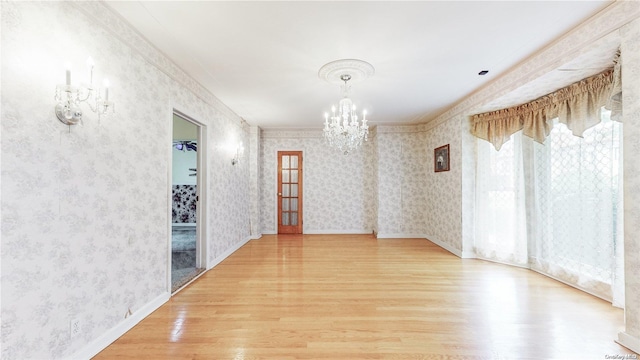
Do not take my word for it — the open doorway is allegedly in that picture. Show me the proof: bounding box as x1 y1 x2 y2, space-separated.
171 113 205 292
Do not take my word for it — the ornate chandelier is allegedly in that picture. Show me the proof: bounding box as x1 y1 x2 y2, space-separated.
323 74 369 155
319 59 374 155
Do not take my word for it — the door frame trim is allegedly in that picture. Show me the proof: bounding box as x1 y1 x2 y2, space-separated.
169 110 208 294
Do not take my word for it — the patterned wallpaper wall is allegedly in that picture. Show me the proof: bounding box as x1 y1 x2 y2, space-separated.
373 122 463 251
370 127 379 234
375 128 428 237
2 1 638 359
260 131 375 234
1 2 250 359
169 81 251 266
249 126 262 237
259 124 462 245
172 185 197 223
460 115 477 256
620 16 640 349
423 119 463 253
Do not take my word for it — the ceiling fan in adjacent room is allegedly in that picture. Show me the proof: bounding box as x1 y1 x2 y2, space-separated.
173 141 197 152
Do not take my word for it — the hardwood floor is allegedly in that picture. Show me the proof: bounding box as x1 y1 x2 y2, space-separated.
95 234 637 359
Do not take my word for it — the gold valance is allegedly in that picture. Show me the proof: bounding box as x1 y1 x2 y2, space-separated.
471 51 622 151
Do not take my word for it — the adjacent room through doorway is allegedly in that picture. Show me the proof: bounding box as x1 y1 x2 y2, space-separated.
171 114 204 292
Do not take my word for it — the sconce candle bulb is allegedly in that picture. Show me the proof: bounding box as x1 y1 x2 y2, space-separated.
65 63 71 86
86 57 94 85
103 79 110 101
231 142 244 166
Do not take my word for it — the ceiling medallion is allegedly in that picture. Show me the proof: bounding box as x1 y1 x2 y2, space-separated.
318 59 375 84
319 59 374 155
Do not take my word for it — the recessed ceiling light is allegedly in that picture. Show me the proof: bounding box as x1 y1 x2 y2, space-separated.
478 70 489 75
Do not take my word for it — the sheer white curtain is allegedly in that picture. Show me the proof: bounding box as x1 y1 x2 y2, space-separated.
472 59 624 306
475 132 528 266
530 112 624 306
475 110 624 307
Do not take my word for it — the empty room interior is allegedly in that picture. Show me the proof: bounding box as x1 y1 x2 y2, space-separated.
2 1 640 359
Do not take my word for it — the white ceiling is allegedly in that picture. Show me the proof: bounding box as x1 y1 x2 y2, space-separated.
106 1 613 130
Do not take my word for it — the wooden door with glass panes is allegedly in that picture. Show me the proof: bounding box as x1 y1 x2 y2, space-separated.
277 151 303 234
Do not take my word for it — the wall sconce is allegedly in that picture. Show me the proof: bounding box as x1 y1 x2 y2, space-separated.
231 142 244 166
54 57 115 126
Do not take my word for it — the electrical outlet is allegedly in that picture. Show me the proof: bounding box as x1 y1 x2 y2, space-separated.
70 318 81 338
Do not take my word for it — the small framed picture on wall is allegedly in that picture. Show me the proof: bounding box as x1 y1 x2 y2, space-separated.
434 144 450 172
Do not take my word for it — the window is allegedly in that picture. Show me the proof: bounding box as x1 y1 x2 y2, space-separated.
475 133 527 265
475 109 624 305
533 110 622 300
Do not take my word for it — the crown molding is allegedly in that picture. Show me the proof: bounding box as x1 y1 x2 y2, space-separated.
426 0 640 129
376 123 434 134
74 1 245 126
261 129 323 139
74 1 639 136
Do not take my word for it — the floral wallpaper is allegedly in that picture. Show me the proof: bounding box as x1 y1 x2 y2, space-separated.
172 185 197 223
2 1 639 360
460 115 477 257
170 84 251 265
423 120 463 253
1 2 250 359
620 15 640 349
375 127 427 237
259 124 460 245
260 131 375 234
375 131 408 235
370 127 379 234
2 3 167 359
249 126 262 237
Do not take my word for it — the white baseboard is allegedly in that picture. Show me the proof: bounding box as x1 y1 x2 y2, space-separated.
258 231 373 235
250 233 262 240
476 255 530 269
460 250 476 258
304 229 372 234
528 267 612 303
208 236 252 270
617 331 640 354
376 233 425 239
254 232 475 260
424 234 466 258
71 235 253 359
70 292 170 360
375 234 474 259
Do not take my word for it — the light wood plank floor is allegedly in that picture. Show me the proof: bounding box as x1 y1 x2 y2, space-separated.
95 234 637 359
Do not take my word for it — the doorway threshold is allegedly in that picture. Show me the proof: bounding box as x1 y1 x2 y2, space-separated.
171 267 205 294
